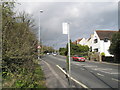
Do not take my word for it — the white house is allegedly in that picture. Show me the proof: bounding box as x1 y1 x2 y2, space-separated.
86 34 94 48
72 30 118 57
90 30 117 57
77 38 88 45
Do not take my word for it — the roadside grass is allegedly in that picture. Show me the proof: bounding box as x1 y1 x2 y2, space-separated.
2 59 47 88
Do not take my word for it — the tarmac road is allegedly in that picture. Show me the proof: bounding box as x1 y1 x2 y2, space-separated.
41 55 120 89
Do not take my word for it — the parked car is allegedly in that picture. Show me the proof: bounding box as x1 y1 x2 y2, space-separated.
47 53 50 55
72 55 85 62
52 53 57 56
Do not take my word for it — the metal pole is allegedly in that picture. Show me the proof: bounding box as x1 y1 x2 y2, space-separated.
68 23 71 86
38 10 43 59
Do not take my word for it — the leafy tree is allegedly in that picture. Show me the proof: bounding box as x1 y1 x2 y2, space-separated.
70 41 79 55
109 31 120 62
59 47 67 56
0 3 2 61
43 46 55 53
2 2 46 88
2 3 37 60
78 44 89 52
59 40 89 56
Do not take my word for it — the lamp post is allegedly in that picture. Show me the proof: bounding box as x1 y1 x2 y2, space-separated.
38 10 43 59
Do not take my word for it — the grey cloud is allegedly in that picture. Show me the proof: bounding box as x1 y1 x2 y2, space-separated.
15 2 118 49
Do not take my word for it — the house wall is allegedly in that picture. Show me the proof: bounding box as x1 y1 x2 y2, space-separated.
76 30 114 57
86 40 90 47
92 31 101 52
78 38 86 45
100 40 113 57
86 35 93 48
91 31 114 57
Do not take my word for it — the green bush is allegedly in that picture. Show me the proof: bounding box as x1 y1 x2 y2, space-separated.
101 52 105 56
59 40 89 56
2 2 46 88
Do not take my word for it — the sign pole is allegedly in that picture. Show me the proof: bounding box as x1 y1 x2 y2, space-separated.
62 22 71 86
67 23 71 86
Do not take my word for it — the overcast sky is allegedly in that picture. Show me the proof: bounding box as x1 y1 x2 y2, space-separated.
15 0 118 49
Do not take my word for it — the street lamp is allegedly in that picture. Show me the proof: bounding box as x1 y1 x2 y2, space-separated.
38 10 43 59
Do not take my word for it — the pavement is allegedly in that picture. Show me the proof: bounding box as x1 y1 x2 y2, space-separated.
39 59 70 88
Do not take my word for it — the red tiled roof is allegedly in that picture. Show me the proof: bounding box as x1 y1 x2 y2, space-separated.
72 38 83 45
72 41 77 45
96 30 118 40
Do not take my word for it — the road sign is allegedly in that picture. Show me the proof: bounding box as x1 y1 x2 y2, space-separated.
62 22 69 34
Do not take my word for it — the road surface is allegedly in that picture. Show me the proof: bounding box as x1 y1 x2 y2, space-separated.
41 55 120 89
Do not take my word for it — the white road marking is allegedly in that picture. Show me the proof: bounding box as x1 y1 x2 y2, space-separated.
110 73 120 75
87 60 99 63
92 68 119 74
99 70 110 74
97 73 104 77
90 71 93 72
87 60 120 66
112 78 120 82
101 62 120 66
81 68 85 70
56 65 67 74
93 68 112 70
83 66 98 68
56 65 91 89
75 63 84 66
100 70 119 75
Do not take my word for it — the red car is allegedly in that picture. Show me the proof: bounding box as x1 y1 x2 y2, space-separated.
72 55 85 62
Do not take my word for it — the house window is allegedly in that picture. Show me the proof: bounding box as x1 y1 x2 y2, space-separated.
89 46 92 52
94 39 98 43
104 38 108 42
94 48 98 52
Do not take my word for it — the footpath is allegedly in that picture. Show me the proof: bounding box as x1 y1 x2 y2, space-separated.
39 59 69 88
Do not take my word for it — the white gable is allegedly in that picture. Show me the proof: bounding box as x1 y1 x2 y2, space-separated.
78 38 87 45
90 31 113 57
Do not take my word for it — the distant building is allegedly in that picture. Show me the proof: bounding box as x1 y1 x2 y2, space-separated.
73 38 91 46
76 38 88 45
86 34 94 48
72 40 77 45
72 38 83 45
